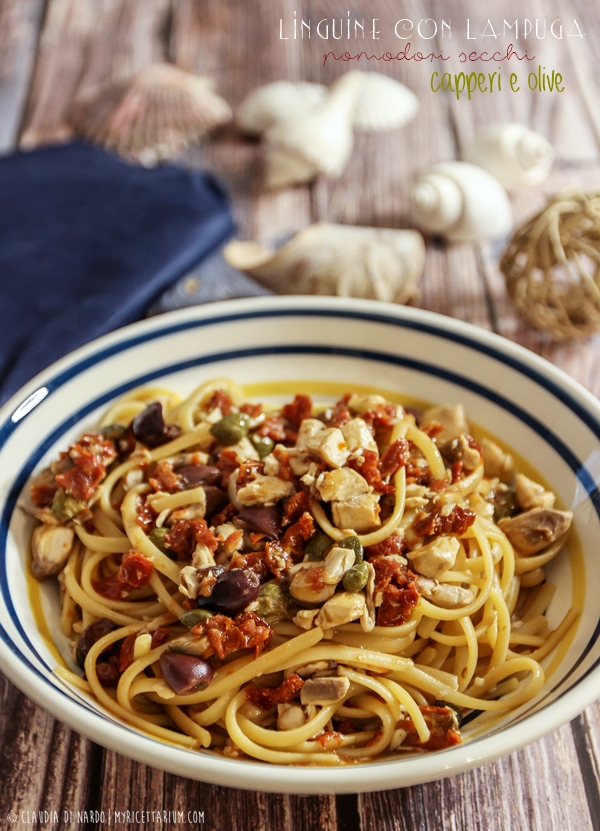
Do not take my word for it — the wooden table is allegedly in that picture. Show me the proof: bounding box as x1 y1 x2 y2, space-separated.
2 0 600 828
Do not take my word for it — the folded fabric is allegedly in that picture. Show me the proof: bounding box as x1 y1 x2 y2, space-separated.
0 141 235 404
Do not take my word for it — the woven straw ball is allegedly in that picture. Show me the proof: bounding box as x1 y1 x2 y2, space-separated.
500 190 600 340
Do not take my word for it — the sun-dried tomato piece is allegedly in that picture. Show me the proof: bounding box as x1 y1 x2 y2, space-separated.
282 512 315 558
264 541 294 581
149 461 181 493
56 432 118 502
136 499 158 532
237 460 265 488
281 394 312 428
360 404 400 431
119 550 154 587
255 415 287 442
282 491 311 526
151 627 171 649
414 505 476 537
421 421 446 438
273 446 294 481
205 389 234 415
192 611 272 660
348 450 388 492
396 706 462 751
118 633 137 672
230 549 269 581
240 402 263 418
262 511 315 579
217 450 241 488
245 673 304 710
165 519 219 558
379 439 410 478
30 480 59 507
211 502 238 527
93 550 154 599
404 462 433 487
372 556 419 626
451 462 464 483
366 533 407 559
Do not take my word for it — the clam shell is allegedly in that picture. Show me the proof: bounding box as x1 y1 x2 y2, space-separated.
352 73 419 132
263 72 363 188
68 63 232 165
409 161 513 243
465 123 554 189
236 81 327 136
223 223 425 304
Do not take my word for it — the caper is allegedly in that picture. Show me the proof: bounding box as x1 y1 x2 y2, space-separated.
251 434 275 458
343 561 369 593
99 423 126 441
51 488 86 522
209 412 251 445
339 535 364 564
253 582 296 625
305 530 334 561
148 527 169 553
181 608 214 628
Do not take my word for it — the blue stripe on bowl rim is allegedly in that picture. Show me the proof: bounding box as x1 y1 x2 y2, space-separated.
1 307 599 758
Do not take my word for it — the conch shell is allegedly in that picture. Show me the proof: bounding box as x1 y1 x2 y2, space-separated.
264 72 363 188
408 161 513 242
223 223 425 303
236 81 327 136
465 123 555 190
68 63 232 165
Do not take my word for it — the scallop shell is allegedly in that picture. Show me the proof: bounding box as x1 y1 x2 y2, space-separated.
352 73 419 132
263 72 363 188
409 161 513 243
236 81 327 136
465 123 555 189
223 223 425 304
68 63 232 165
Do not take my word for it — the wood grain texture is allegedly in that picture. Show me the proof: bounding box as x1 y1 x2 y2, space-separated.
0 0 47 151
1 0 600 827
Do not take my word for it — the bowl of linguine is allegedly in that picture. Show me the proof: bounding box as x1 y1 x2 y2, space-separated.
0 295 598 793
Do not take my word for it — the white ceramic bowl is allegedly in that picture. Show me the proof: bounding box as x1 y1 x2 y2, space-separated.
1 296 599 793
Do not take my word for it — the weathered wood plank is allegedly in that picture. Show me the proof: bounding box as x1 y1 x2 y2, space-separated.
360 722 594 831
19 0 173 147
0 670 98 829
0 0 47 152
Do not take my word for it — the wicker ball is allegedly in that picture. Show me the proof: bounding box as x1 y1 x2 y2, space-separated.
500 190 600 340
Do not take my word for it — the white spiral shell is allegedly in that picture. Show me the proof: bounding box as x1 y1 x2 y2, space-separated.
465 123 555 189
409 161 513 242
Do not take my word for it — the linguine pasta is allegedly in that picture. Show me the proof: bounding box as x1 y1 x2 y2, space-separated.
26 379 577 763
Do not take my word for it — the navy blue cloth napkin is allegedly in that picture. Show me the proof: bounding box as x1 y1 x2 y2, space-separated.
0 141 236 404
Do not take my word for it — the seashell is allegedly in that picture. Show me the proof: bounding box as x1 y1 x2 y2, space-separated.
408 161 513 243
465 123 555 190
68 63 232 166
263 72 364 188
223 222 425 304
352 72 419 133
236 81 327 136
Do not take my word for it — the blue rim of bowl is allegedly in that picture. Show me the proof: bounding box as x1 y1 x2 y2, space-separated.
1 302 599 775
